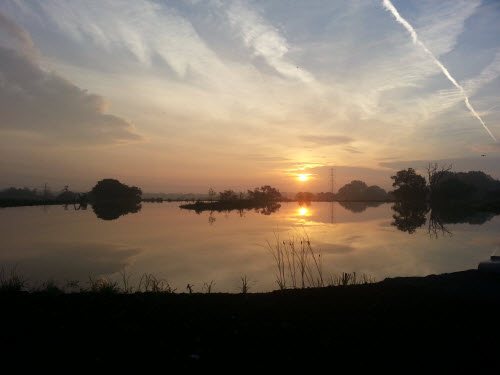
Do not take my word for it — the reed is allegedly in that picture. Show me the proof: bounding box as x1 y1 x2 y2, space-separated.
137 273 176 293
88 275 120 294
119 269 134 293
203 280 215 294
327 272 376 287
265 229 374 290
239 275 253 294
265 228 324 290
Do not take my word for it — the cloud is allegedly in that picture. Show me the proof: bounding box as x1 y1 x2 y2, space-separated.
27 0 227 78
343 146 363 154
0 11 142 144
225 0 314 82
244 154 291 162
470 142 500 153
0 9 35 56
300 135 354 146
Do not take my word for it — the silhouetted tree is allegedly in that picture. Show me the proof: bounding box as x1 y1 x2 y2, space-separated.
425 162 452 195
208 188 217 202
432 178 476 201
391 168 427 201
0 187 41 200
247 185 282 202
219 190 238 201
89 179 142 220
336 180 388 201
337 180 367 200
90 179 142 203
430 170 499 201
365 185 389 200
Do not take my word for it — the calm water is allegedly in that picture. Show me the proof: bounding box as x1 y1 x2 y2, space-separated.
1 202 498 292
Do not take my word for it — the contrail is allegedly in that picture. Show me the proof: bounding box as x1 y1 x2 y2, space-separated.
382 0 497 142
485 104 498 114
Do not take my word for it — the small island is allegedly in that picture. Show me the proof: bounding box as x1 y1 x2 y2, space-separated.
180 185 284 213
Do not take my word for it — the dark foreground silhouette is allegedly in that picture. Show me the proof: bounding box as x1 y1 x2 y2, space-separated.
1 270 500 371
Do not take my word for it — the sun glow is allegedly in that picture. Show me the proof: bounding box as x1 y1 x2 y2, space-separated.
299 207 308 215
298 174 309 181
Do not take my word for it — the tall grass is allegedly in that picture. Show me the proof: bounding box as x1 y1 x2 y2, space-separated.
265 228 324 289
88 275 121 294
0 266 27 292
203 280 215 294
239 275 253 294
137 273 176 293
327 272 375 287
265 228 375 290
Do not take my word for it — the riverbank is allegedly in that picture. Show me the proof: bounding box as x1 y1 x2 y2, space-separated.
1 270 499 370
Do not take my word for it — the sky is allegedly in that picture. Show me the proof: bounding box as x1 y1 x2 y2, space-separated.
0 0 499 193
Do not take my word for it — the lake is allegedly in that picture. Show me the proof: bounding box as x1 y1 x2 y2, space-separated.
0 201 498 292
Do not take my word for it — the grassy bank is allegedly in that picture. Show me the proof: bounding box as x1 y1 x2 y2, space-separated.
1 270 500 370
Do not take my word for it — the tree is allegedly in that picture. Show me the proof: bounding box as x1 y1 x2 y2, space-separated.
430 170 500 201
208 188 217 202
425 163 452 194
90 179 142 202
247 185 282 202
89 179 142 220
219 190 238 201
391 168 427 201
365 185 389 200
336 180 368 200
432 178 476 201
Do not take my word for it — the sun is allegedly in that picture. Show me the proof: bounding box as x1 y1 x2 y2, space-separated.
299 207 308 215
298 174 309 181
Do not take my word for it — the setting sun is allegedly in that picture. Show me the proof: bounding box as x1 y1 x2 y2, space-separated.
298 174 309 181
299 207 308 215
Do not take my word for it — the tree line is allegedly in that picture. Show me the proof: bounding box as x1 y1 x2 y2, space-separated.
391 163 500 202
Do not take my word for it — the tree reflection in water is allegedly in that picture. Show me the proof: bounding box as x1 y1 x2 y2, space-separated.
92 201 142 221
391 201 500 238
338 201 385 213
255 202 281 215
391 201 429 234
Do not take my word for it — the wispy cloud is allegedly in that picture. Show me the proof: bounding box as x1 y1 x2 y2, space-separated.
225 0 314 82
300 135 354 146
26 0 227 79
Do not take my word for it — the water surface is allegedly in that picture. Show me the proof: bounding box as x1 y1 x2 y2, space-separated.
1 202 498 292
